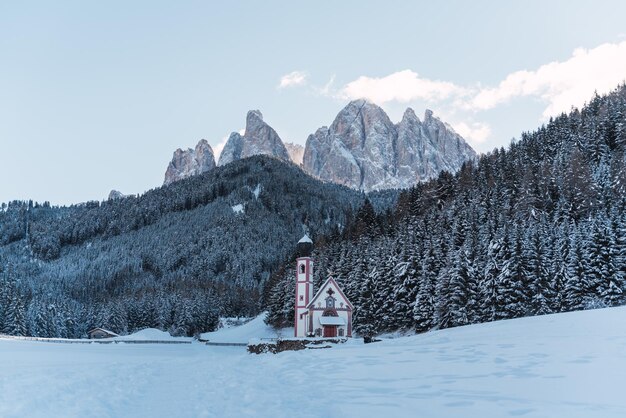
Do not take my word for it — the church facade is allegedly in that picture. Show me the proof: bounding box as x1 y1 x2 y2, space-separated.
294 235 353 338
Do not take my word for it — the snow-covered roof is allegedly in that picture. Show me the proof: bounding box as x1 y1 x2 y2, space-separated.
319 316 346 326
87 328 119 337
306 277 354 310
298 234 312 244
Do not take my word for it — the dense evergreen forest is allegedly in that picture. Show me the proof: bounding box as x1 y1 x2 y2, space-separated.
0 156 396 338
266 84 626 338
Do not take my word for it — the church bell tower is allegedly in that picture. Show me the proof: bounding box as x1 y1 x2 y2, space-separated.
294 234 314 337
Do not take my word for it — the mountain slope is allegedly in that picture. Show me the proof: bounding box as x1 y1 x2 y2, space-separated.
0 156 398 338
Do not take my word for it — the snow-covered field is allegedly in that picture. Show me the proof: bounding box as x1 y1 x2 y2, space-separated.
2 307 626 418
113 328 193 342
199 313 293 343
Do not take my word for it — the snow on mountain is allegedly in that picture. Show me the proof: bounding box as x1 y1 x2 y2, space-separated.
217 110 290 166
2 306 625 417
163 139 216 185
231 203 244 214
303 100 477 191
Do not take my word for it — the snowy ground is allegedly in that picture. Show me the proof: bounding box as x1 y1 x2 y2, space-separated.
199 313 293 343
2 307 626 418
114 328 193 342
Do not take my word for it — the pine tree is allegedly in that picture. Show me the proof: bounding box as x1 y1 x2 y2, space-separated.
3 279 28 336
413 245 437 333
524 224 553 315
392 223 422 329
495 229 522 320
447 248 471 327
586 215 623 307
354 266 379 341
564 227 588 311
480 238 501 322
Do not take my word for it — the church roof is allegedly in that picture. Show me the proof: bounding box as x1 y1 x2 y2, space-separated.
298 234 312 244
306 276 354 310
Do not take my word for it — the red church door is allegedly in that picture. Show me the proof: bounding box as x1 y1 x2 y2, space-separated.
323 326 337 338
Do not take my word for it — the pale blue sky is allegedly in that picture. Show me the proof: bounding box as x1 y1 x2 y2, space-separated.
2 1 626 205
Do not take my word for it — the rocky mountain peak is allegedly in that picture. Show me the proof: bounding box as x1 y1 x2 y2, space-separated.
245 110 264 132
332 100 392 130
163 102 476 192
164 139 216 185
218 109 290 166
304 103 477 191
401 107 420 124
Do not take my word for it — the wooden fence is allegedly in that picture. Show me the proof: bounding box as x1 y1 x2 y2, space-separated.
0 334 191 344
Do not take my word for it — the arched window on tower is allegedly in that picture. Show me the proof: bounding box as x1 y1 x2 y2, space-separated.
300 264 306 274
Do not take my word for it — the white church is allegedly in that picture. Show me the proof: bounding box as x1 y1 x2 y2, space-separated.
294 235 353 338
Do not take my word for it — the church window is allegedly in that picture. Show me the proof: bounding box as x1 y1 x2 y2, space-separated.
299 295 304 301
300 264 305 274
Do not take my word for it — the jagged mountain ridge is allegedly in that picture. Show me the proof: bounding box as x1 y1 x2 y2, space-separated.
164 139 216 185
303 100 477 191
217 110 290 166
164 101 476 190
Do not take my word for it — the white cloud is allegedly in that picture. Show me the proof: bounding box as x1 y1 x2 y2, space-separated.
326 40 626 121
470 40 626 118
213 136 228 160
337 70 467 104
278 71 308 89
451 121 492 144
316 74 336 96
304 40 626 150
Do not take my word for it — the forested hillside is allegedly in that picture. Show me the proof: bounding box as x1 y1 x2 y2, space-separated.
266 84 626 337
0 156 397 338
